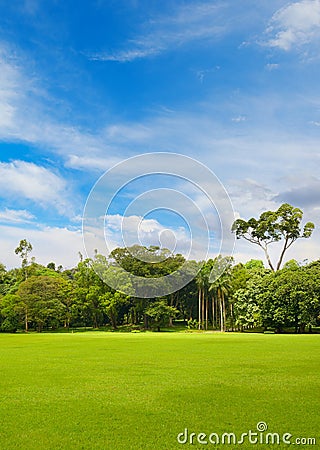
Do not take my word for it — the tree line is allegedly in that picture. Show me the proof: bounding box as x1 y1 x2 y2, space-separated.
0 203 319 333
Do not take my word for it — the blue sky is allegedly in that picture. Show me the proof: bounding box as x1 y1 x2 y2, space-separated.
0 0 320 269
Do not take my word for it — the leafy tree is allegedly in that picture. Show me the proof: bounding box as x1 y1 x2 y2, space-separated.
255 267 320 332
47 262 56 271
15 239 33 279
17 275 68 332
232 203 314 271
230 261 269 331
145 300 179 332
172 277 198 323
0 263 6 281
232 281 262 331
0 294 21 332
100 292 129 329
73 258 109 328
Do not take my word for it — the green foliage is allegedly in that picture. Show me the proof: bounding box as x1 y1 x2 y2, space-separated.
14 239 33 274
1 219 320 334
0 293 20 332
145 299 179 331
110 245 185 278
17 275 71 332
100 292 129 329
232 203 315 271
231 264 320 333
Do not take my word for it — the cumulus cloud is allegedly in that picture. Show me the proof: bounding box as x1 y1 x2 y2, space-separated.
0 224 84 269
0 160 72 215
105 214 190 256
264 0 320 51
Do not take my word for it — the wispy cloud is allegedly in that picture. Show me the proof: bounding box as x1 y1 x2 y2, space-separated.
265 63 279 70
89 2 227 62
0 208 35 224
263 0 320 51
0 43 117 172
0 160 72 215
231 115 247 123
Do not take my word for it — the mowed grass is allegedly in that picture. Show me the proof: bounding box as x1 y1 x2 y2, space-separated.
0 333 319 450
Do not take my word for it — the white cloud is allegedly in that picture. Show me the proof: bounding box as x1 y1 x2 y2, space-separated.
228 176 320 267
105 214 191 256
89 3 227 62
65 154 120 171
0 160 72 215
0 208 35 223
231 115 247 122
0 44 118 172
83 212 221 262
265 63 279 70
0 46 23 130
265 0 320 51
233 227 320 268
0 224 84 269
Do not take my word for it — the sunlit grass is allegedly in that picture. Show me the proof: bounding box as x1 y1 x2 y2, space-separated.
0 332 319 449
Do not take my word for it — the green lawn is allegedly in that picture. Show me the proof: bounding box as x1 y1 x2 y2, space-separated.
0 332 319 449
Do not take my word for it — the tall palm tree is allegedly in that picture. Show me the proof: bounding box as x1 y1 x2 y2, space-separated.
195 263 209 330
209 256 233 332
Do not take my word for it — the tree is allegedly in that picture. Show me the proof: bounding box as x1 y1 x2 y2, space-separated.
195 263 207 330
0 294 21 332
100 292 129 329
208 256 233 332
17 275 68 332
145 300 179 332
232 203 314 271
15 239 33 279
73 257 108 328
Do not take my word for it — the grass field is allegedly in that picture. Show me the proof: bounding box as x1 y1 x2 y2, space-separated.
0 332 319 449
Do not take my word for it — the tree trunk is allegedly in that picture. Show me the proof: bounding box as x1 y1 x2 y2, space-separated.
25 310 28 333
205 294 208 330
198 288 201 330
276 237 289 271
219 290 224 332
262 246 275 271
212 295 215 330
222 292 226 332
230 303 234 331
111 313 118 330
202 290 205 330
